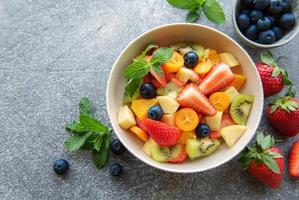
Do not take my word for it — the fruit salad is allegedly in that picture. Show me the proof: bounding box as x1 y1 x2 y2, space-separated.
117 42 255 163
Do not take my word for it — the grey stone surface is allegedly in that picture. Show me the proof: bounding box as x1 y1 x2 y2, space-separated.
0 0 298 199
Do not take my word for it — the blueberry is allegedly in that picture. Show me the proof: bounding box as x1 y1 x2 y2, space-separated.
253 0 270 10
147 105 163 120
241 0 253 8
272 26 284 40
245 24 258 40
184 51 199 68
140 83 156 99
249 10 263 23
279 13 295 30
240 9 250 15
265 15 276 25
257 17 272 30
267 0 283 15
281 0 291 13
237 13 250 30
110 139 126 155
109 163 122 176
53 159 69 175
258 29 277 44
196 124 211 138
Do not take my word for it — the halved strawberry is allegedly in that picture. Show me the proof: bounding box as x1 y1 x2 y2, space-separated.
220 113 235 129
177 83 216 116
199 63 234 95
209 131 221 140
150 68 167 87
136 118 147 132
167 149 187 163
289 141 299 177
143 118 181 146
171 77 185 87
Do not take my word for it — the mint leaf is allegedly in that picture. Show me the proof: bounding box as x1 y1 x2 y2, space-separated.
260 52 277 67
150 47 173 66
186 7 202 23
93 135 103 151
102 132 111 150
136 44 158 60
152 65 164 76
64 132 92 151
65 121 87 133
203 0 225 25
262 154 281 174
79 97 93 116
124 59 151 79
167 0 198 9
79 115 109 133
92 148 109 169
125 78 141 98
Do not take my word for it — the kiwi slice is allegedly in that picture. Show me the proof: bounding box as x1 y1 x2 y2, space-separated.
186 138 221 160
151 144 183 163
230 94 254 125
157 82 182 99
170 42 205 58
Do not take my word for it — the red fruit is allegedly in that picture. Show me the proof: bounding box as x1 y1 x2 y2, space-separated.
289 141 299 177
190 72 201 84
177 83 216 116
167 148 187 163
199 63 234 95
220 113 235 129
267 96 299 137
143 73 162 89
171 77 185 87
143 118 181 146
164 70 176 82
240 133 284 189
209 131 221 140
150 68 167 87
136 118 147 132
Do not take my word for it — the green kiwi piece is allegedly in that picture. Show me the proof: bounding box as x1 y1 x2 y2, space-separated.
151 144 183 163
156 82 182 99
186 138 221 160
230 94 254 125
170 42 205 58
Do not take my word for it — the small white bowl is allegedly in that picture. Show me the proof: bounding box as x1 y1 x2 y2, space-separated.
106 23 264 173
232 0 299 49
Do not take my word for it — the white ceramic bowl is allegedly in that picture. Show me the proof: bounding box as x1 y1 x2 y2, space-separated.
106 23 264 173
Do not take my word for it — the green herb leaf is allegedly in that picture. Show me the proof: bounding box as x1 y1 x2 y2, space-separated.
150 47 173 66
65 121 87 133
197 0 206 6
64 132 92 151
79 115 109 133
79 97 93 116
260 52 277 67
125 78 141 98
151 65 164 76
124 59 151 79
203 0 225 25
102 131 111 150
136 44 158 60
186 7 202 23
262 154 281 174
167 0 199 9
92 148 109 169
93 135 103 151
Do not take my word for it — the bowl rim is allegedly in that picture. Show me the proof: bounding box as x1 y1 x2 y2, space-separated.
232 0 299 49
106 23 264 173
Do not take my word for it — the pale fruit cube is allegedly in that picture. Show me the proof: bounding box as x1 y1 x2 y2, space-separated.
157 96 179 114
205 111 223 131
219 53 240 68
220 125 247 148
142 137 157 157
224 87 239 102
161 113 176 126
118 105 136 129
176 67 193 84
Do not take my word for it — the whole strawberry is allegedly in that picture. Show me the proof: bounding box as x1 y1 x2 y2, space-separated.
239 133 284 189
267 91 299 137
256 52 292 97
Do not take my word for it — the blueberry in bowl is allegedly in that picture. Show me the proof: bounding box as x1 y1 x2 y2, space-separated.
233 0 298 48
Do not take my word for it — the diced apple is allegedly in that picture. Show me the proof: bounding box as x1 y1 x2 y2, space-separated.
118 105 136 129
224 87 239 102
142 137 157 156
205 111 223 131
220 125 247 148
176 67 193 84
161 113 176 126
157 96 179 114
219 53 240 68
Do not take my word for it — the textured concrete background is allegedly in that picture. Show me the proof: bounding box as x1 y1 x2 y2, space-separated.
0 0 298 199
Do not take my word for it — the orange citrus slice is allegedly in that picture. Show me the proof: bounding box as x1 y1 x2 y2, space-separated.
209 92 230 111
163 52 184 72
194 61 214 75
175 108 199 131
204 49 220 65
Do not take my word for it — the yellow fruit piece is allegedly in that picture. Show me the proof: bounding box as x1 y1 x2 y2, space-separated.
194 61 214 75
118 105 136 129
161 113 176 126
178 131 196 144
175 108 199 131
131 99 158 119
219 52 240 68
209 92 230 111
204 49 220 64
227 74 247 91
163 52 184 72
130 126 149 142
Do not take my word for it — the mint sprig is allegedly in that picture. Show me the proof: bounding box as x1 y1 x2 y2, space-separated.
166 0 225 24
64 98 111 169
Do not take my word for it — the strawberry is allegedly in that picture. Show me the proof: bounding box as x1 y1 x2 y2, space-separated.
150 68 167 87
136 118 147 132
143 73 162 89
199 63 234 95
209 131 221 140
171 77 185 87
256 52 293 97
143 118 181 146
267 92 299 137
177 83 216 116
167 149 187 163
239 133 284 189
163 70 176 82
220 113 235 129
289 141 299 177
